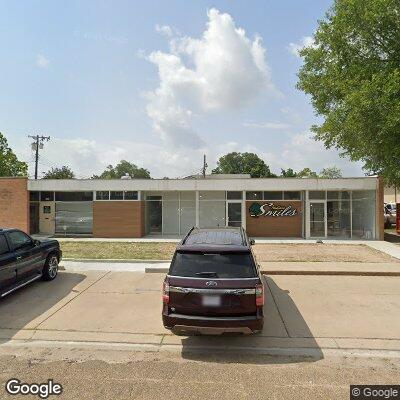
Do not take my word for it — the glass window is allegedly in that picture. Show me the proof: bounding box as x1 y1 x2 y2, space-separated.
352 190 376 239
55 202 93 234
227 191 242 200
30 191 39 201
327 191 350 200
264 191 283 200
199 191 225 200
199 201 226 228
147 195 162 200
169 252 257 278
96 191 109 200
123 191 138 200
284 191 301 200
8 230 33 251
43 206 51 214
246 191 263 200
309 191 326 200
0 234 9 255
110 191 123 200
327 200 351 238
41 191 54 201
55 192 93 201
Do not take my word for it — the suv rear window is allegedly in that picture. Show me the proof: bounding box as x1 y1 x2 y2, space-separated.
169 252 257 278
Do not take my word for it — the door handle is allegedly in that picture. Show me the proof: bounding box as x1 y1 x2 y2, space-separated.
16 256 22 260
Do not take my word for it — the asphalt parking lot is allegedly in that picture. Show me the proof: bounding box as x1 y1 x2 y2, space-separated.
0 270 399 353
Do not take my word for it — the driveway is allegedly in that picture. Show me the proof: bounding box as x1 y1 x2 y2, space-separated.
1 271 400 355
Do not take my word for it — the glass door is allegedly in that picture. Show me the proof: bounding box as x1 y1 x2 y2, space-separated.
309 201 326 237
226 202 242 227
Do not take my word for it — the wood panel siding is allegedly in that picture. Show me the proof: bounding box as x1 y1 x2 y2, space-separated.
93 201 144 238
245 200 303 237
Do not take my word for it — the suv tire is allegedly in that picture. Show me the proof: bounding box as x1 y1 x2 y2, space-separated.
42 253 59 281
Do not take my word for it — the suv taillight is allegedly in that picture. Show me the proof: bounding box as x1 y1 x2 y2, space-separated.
162 281 170 304
255 283 264 306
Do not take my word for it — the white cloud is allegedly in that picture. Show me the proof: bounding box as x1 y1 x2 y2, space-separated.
145 8 275 149
155 24 174 37
288 36 315 57
36 54 50 68
260 132 364 176
243 121 291 130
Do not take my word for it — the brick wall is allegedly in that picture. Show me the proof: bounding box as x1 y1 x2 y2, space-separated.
0 177 29 233
93 201 145 238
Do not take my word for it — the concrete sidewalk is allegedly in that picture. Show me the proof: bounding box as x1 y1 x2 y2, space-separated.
1 271 400 358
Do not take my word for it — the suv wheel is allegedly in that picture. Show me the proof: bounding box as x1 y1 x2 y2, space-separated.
42 254 59 281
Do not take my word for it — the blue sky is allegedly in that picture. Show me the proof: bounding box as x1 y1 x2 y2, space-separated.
0 0 364 178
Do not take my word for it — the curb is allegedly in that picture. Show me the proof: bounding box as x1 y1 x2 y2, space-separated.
63 258 169 263
145 267 400 276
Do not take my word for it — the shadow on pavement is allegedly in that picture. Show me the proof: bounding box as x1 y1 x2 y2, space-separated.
180 276 324 364
0 272 86 344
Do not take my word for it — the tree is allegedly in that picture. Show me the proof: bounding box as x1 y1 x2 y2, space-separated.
297 0 400 187
320 166 343 179
297 168 318 178
92 160 151 179
212 152 276 178
0 132 28 177
280 168 298 177
43 166 75 179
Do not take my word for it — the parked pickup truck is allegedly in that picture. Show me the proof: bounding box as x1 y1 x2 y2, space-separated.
0 228 62 298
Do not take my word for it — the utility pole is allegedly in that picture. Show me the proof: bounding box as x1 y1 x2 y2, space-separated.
28 135 50 179
202 154 208 178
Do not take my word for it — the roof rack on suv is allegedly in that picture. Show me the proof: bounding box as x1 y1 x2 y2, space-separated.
181 227 248 247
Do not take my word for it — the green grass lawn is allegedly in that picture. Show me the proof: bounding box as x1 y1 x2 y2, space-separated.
60 241 177 260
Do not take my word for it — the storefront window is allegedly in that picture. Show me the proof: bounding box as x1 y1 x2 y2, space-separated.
309 191 326 200
352 191 376 239
41 191 54 201
227 191 242 200
284 191 301 200
327 199 351 238
96 191 109 200
246 191 263 200
123 191 138 200
55 192 93 201
110 191 123 200
199 191 225 228
55 202 93 234
263 191 283 200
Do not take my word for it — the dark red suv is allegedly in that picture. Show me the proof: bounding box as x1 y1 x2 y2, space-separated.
162 227 264 335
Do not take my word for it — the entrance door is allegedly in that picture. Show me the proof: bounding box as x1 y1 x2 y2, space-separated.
147 197 162 234
309 202 326 238
226 202 242 227
39 202 55 235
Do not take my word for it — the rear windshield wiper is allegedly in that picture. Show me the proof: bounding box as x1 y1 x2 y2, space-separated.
195 271 219 277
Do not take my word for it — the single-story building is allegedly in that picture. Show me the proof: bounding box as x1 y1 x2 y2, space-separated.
0 175 384 240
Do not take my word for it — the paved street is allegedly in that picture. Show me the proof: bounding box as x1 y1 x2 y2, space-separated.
0 270 400 399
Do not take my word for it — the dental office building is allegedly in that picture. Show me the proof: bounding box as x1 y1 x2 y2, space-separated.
0 175 384 240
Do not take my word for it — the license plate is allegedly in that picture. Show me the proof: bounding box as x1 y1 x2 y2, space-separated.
202 295 221 307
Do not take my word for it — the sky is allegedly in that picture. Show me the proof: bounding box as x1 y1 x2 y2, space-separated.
0 0 365 179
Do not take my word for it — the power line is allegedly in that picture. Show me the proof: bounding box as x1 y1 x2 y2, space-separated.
28 135 50 179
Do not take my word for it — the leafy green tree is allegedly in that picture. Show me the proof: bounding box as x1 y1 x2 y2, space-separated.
280 168 298 177
320 166 343 179
212 152 276 178
92 160 151 179
297 168 318 178
0 132 28 177
297 0 400 186
43 166 75 179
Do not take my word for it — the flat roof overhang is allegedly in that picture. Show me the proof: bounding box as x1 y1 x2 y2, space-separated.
27 177 378 192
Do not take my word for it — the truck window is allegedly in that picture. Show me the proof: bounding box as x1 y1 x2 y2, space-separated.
0 234 9 255
169 252 257 278
7 231 32 251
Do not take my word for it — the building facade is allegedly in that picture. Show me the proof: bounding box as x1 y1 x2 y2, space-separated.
0 175 384 240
